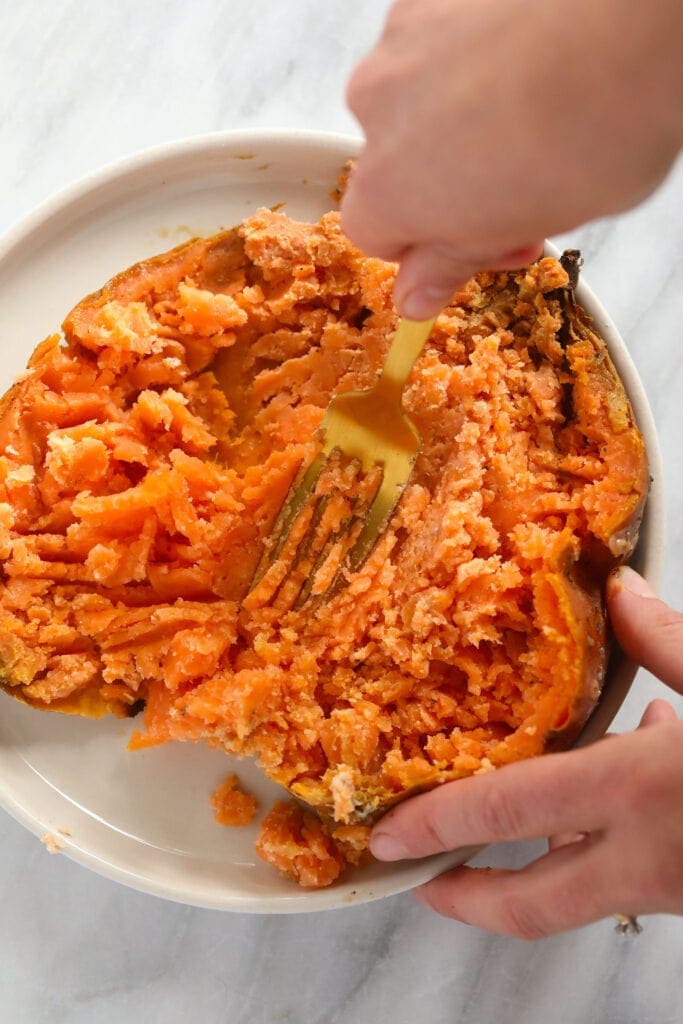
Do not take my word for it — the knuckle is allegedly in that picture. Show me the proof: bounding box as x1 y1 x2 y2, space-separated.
604 751 653 816
345 58 380 118
386 0 412 22
477 785 524 842
419 804 452 854
608 770 643 816
647 606 683 669
414 243 480 289
628 774 655 812
622 758 671 814
617 826 679 909
339 171 369 235
346 54 406 123
500 893 551 941
654 606 683 638
340 160 403 258
339 155 372 211
649 849 683 905
339 201 375 257
629 865 661 907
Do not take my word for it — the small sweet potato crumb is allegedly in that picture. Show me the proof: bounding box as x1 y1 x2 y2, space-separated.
330 823 374 867
256 801 346 888
211 773 257 827
41 833 64 854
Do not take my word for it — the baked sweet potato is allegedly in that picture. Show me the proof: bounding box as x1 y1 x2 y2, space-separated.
0 211 648 886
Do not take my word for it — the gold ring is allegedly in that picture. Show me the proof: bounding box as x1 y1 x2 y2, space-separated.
613 913 642 935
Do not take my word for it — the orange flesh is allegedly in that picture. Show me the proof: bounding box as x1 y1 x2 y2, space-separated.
210 773 258 827
0 210 647 886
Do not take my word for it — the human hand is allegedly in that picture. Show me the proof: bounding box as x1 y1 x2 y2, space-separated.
369 567 683 938
342 0 683 318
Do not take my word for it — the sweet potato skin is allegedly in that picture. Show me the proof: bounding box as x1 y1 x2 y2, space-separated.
0 216 649 880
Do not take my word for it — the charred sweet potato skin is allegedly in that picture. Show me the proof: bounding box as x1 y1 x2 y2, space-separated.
0 213 648 884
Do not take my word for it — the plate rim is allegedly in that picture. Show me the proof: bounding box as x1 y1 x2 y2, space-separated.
0 128 664 912
0 127 364 267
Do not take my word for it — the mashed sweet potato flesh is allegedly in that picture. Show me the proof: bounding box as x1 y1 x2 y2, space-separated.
0 210 647 886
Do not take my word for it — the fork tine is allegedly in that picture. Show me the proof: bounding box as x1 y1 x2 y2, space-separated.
345 459 413 573
251 452 327 589
245 492 323 610
303 462 410 609
273 492 332 610
286 456 372 610
292 494 364 610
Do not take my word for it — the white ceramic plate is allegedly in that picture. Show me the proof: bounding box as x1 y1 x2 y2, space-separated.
0 130 664 912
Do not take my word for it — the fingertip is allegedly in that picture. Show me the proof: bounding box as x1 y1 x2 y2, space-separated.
638 699 677 728
491 242 545 269
393 244 472 318
607 569 683 695
394 242 546 317
397 285 455 320
606 566 623 601
606 567 655 637
412 885 434 909
608 565 657 602
412 869 472 918
369 829 409 862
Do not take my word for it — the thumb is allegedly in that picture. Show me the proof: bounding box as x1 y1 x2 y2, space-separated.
548 696 678 852
607 566 683 694
394 242 545 319
638 698 678 727
393 243 481 320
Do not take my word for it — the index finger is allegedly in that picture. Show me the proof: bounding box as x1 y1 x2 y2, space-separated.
370 739 622 861
339 159 408 262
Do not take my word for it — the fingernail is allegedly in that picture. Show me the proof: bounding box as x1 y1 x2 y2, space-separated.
617 566 657 600
370 831 410 861
398 286 450 320
413 886 433 908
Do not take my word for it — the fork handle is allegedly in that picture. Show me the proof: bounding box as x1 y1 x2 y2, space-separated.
377 317 437 394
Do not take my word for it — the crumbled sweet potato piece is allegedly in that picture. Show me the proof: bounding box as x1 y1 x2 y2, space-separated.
211 773 257 827
256 801 346 888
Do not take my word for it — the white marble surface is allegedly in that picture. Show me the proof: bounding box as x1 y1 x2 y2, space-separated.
1 2 682 1021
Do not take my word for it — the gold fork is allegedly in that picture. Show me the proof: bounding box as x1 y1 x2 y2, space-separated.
248 316 436 607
